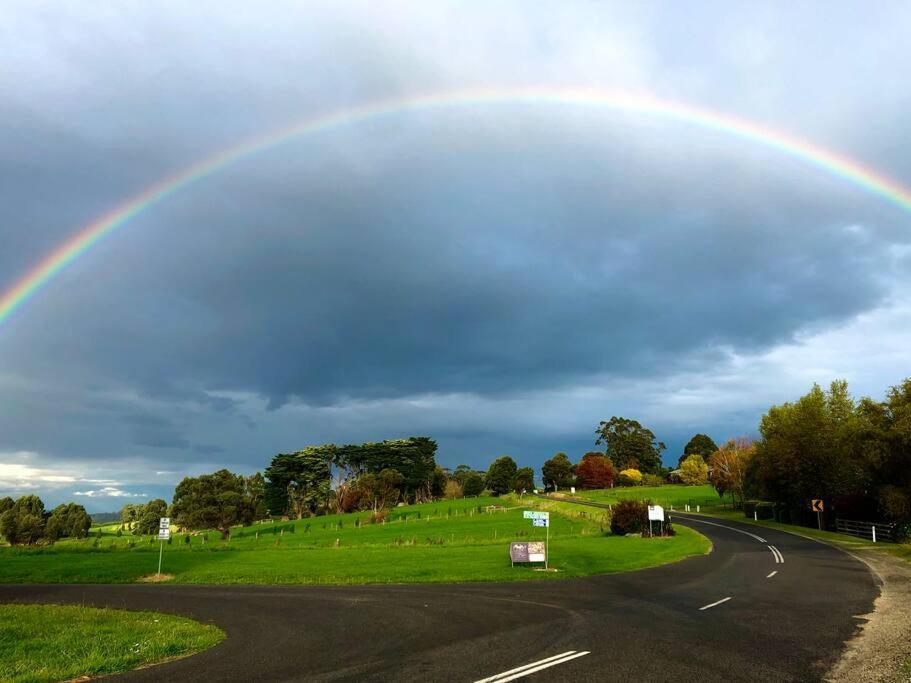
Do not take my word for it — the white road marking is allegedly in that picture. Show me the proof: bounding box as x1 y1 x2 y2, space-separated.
474 651 590 683
768 545 781 563
676 516 767 543
698 596 732 611
769 545 784 563
767 570 778 578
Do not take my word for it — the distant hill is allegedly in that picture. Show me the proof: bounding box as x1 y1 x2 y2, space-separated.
90 512 120 525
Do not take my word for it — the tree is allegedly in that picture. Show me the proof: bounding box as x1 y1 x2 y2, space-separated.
45 503 92 540
134 499 168 535
514 467 535 494
462 472 486 497
618 468 643 486
575 453 615 489
431 466 448 499
451 465 474 486
596 417 666 474
708 438 755 507
171 469 254 538
485 456 518 496
0 495 46 545
0 497 13 516
120 504 141 530
679 434 718 467
541 453 574 491
444 479 464 499
355 468 405 512
679 455 709 485
244 473 268 520
752 381 861 509
264 447 333 518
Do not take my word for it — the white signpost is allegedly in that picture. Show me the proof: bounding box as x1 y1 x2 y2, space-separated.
523 511 550 569
647 505 664 537
157 517 170 577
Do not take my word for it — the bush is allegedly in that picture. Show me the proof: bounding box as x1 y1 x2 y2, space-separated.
370 509 389 524
642 473 665 487
743 500 759 518
618 469 643 486
610 500 648 536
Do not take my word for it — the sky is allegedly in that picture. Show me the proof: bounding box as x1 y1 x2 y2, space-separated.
2 2 910 511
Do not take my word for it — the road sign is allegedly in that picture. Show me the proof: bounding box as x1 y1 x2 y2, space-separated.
509 541 546 564
647 505 664 521
523 511 549 520
811 499 824 512
158 528 171 540
159 517 170 529
532 518 549 527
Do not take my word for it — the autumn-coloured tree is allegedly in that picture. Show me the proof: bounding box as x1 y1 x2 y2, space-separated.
708 438 755 507
575 452 615 489
679 454 709 485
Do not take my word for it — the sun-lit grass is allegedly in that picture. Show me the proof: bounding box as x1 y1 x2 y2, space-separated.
0 496 710 584
569 484 726 510
0 604 223 683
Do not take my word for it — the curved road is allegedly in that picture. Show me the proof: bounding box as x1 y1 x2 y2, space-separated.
0 515 878 682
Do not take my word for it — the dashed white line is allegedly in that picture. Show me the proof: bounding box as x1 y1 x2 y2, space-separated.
767 570 778 578
698 596 732 611
475 651 591 683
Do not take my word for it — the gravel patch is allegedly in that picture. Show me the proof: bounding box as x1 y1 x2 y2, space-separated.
826 548 911 683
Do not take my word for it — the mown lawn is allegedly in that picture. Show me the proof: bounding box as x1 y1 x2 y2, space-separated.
0 604 223 683
0 497 710 584
570 484 726 510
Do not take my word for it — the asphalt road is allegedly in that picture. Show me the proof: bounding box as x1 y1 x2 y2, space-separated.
0 514 878 682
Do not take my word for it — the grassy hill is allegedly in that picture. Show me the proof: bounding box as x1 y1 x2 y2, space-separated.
0 496 709 584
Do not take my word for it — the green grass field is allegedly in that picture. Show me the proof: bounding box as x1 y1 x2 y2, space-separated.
0 496 710 584
0 604 224 683
569 484 726 510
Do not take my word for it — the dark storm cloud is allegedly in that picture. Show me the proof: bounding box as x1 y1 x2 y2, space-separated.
7 117 900 412
1 2 911 507
122 414 190 449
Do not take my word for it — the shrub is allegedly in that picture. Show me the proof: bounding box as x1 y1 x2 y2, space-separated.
642 473 665 487
184 534 190 544
618 469 643 486
743 500 759 518
610 500 648 535
370 509 389 524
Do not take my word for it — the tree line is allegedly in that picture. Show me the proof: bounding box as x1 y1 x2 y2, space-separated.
714 378 910 535
0 496 91 545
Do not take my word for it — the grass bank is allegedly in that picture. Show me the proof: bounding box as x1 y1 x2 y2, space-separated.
0 604 223 682
0 496 709 585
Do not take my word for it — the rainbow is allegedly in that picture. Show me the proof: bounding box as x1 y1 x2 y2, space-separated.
3 85 911 329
